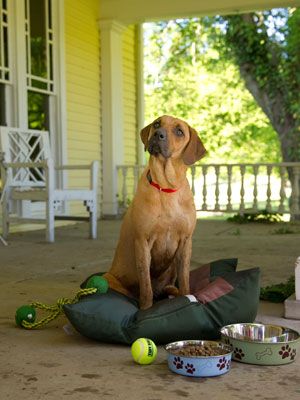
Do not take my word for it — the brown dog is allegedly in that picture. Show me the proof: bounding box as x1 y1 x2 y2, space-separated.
103 115 206 309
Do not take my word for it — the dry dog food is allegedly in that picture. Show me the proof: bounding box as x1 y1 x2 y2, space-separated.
172 344 228 357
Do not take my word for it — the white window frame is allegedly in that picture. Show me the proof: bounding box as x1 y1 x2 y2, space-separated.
0 0 14 126
1 0 67 217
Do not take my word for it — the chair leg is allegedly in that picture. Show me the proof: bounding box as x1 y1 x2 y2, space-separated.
86 198 97 239
2 198 10 239
90 208 97 239
46 200 55 243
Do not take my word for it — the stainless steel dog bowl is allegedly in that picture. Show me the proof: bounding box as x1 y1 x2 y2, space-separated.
165 340 233 377
220 323 300 365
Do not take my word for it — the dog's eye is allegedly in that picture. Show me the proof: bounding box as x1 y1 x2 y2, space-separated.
176 128 184 136
153 121 160 129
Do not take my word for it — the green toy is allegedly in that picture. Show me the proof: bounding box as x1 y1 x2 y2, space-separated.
15 276 109 329
86 275 109 293
15 305 36 327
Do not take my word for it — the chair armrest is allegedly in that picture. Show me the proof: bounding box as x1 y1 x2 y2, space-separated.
55 165 92 170
90 160 99 190
4 161 48 168
55 161 99 190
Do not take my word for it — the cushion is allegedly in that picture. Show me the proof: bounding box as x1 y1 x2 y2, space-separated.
64 259 260 345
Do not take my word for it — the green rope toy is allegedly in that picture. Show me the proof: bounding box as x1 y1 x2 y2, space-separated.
15 276 109 329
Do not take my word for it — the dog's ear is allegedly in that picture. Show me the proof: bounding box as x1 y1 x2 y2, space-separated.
140 123 152 151
183 126 206 165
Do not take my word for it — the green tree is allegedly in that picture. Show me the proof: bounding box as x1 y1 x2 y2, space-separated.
207 8 300 163
144 19 281 163
206 8 300 218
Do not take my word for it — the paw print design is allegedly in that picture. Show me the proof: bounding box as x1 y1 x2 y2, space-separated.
185 363 196 375
222 338 233 352
234 348 245 360
173 357 184 369
226 359 231 370
279 345 291 359
290 349 296 361
217 357 227 370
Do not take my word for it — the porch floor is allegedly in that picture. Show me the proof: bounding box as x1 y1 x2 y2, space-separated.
1 218 300 400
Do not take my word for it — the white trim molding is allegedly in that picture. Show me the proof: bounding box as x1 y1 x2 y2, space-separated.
99 19 127 216
136 24 145 166
53 0 67 191
100 0 300 23
1 0 66 218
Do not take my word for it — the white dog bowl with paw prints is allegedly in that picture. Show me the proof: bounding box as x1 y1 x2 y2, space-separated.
165 340 233 378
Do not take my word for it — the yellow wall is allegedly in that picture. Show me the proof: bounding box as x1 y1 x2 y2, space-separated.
120 25 138 204
64 2 139 215
122 25 138 165
64 0 101 214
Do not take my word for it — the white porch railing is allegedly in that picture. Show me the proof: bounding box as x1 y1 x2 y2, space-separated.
117 163 300 218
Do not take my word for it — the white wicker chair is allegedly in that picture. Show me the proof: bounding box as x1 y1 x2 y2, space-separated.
0 127 99 242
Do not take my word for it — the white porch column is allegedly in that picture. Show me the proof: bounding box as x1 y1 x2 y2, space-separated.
99 20 126 216
136 24 145 166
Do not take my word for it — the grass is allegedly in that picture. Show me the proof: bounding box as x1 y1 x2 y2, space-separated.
227 210 283 224
271 227 296 235
260 276 295 303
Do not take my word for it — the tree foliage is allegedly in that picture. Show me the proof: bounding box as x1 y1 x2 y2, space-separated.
144 8 299 163
207 8 300 162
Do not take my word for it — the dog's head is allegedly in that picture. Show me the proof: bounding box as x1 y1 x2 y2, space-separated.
141 115 206 165
140 115 206 165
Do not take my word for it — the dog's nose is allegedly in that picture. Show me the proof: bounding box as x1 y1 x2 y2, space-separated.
153 129 166 141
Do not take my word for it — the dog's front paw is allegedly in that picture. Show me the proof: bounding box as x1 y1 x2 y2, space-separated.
139 299 153 310
164 285 180 297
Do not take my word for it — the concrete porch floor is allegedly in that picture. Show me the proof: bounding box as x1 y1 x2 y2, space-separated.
1 218 300 400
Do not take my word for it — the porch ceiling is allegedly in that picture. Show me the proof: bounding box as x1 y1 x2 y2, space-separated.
100 0 299 23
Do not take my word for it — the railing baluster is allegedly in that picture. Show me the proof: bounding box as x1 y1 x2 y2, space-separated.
214 165 220 211
226 165 232 212
202 165 208 211
133 166 139 196
122 167 128 207
266 165 273 212
138 165 144 179
252 165 259 212
278 166 286 213
190 165 196 196
239 165 245 214
291 166 300 218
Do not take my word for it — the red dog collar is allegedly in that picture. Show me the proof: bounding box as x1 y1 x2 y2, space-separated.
147 170 178 193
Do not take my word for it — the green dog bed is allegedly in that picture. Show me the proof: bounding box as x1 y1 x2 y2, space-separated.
64 259 260 345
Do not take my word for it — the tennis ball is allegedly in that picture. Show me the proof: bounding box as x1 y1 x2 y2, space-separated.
86 276 109 293
131 338 157 365
15 305 36 327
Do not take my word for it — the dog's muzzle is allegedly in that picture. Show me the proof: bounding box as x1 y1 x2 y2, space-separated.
148 129 170 158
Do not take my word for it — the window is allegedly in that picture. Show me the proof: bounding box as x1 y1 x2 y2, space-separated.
25 0 54 130
0 83 5 125
0 0 10 126
28 91 49 130
25 0 54 93
0 0 65 215
0 0 10 84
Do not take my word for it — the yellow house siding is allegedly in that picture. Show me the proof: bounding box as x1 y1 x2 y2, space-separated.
64 0 101 215
122 25 138 164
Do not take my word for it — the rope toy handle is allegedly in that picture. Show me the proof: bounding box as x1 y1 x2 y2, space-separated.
15 276 108 329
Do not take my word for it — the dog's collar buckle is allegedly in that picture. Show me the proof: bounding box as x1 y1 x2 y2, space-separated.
147 170 178 193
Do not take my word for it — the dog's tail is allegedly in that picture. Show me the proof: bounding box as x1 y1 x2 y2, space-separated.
102 272 135 298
